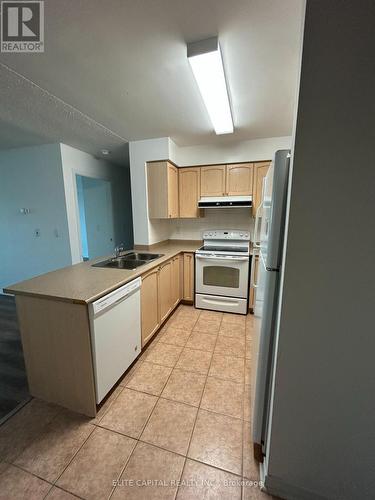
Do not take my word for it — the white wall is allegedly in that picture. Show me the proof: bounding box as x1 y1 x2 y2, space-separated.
265 2 375 499
60 144 133 263
130 136 292 245
76 175 89 258
0 144 71 291
129 138 170 245
170 136 292 166
169 209 254 241
77 176 115 259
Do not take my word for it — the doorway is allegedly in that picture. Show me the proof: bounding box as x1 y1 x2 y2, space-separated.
76 175 115 260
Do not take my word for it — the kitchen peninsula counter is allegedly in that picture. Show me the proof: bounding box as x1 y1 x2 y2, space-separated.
3 240 201 417
4 240 201 304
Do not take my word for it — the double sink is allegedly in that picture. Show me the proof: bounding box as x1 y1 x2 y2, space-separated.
92 252 164 270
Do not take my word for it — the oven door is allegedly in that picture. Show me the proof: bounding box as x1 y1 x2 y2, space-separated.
195 254 249 298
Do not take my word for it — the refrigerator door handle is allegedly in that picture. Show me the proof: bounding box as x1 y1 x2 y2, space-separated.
253 201 263 248
253 256 261 288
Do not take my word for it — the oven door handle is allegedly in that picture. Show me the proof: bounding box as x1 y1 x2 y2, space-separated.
196 255 249 262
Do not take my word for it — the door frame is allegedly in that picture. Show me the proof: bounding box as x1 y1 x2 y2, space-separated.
72 170 114 263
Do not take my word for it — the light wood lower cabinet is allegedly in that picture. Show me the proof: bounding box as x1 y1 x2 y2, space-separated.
159 259 173 323
171 254 182 308
141 254 185 347
183 253 195 302
15 295 97 417
141 267 160 346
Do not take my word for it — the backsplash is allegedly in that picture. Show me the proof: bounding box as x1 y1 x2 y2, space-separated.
168 208 254 241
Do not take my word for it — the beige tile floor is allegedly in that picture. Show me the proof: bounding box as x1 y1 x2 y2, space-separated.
0 305 277 500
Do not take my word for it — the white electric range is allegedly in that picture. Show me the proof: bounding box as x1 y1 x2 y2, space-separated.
195 229 251 315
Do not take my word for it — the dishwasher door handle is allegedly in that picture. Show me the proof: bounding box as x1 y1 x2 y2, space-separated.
92 277 141 315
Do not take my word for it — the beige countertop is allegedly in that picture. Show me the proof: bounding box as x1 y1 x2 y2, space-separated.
4 240 201 305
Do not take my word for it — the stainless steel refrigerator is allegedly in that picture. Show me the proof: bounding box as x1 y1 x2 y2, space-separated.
253 149 291 463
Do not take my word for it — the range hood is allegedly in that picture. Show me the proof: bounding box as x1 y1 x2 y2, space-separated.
198 195 252 208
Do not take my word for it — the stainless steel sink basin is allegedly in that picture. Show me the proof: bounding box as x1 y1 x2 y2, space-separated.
92 252 164 270
92 258 148 270
124 252 164 261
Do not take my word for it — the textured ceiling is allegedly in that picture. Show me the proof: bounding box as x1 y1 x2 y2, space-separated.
0 0 304 161
0 63 129 164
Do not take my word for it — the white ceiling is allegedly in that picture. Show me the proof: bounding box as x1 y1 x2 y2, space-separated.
0 0 304 160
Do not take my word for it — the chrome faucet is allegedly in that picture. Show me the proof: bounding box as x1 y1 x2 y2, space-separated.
114 243 126 259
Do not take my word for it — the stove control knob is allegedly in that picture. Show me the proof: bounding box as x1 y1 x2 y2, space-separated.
240 233 243 237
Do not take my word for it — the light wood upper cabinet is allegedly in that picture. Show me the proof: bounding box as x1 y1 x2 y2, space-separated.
252 161 271 216
200 163 253 197
179 167 201 218
147 161 179 219
200 165 226 197
183 253 195 302
226 163 253 196
148 160 268 217
141 267 160 347
167 163 179 218
158 260 173 323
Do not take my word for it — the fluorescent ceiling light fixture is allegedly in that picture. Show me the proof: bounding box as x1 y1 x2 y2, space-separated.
187 37 233 135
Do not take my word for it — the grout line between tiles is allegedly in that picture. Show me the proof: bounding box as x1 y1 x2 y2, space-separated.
4 307 255 500
107 436 138 500
44 484 85 500
93 386 125 425
7 462 54 489
109 305 201 500
241 330 247 500
49 422 96 487
174 310 223 499
5 403 64 465
110 309 252 498
12 395 124 498
9 462 83 500
147 306 201 500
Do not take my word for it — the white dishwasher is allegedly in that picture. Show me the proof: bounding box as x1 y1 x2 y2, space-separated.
89 277 141 403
